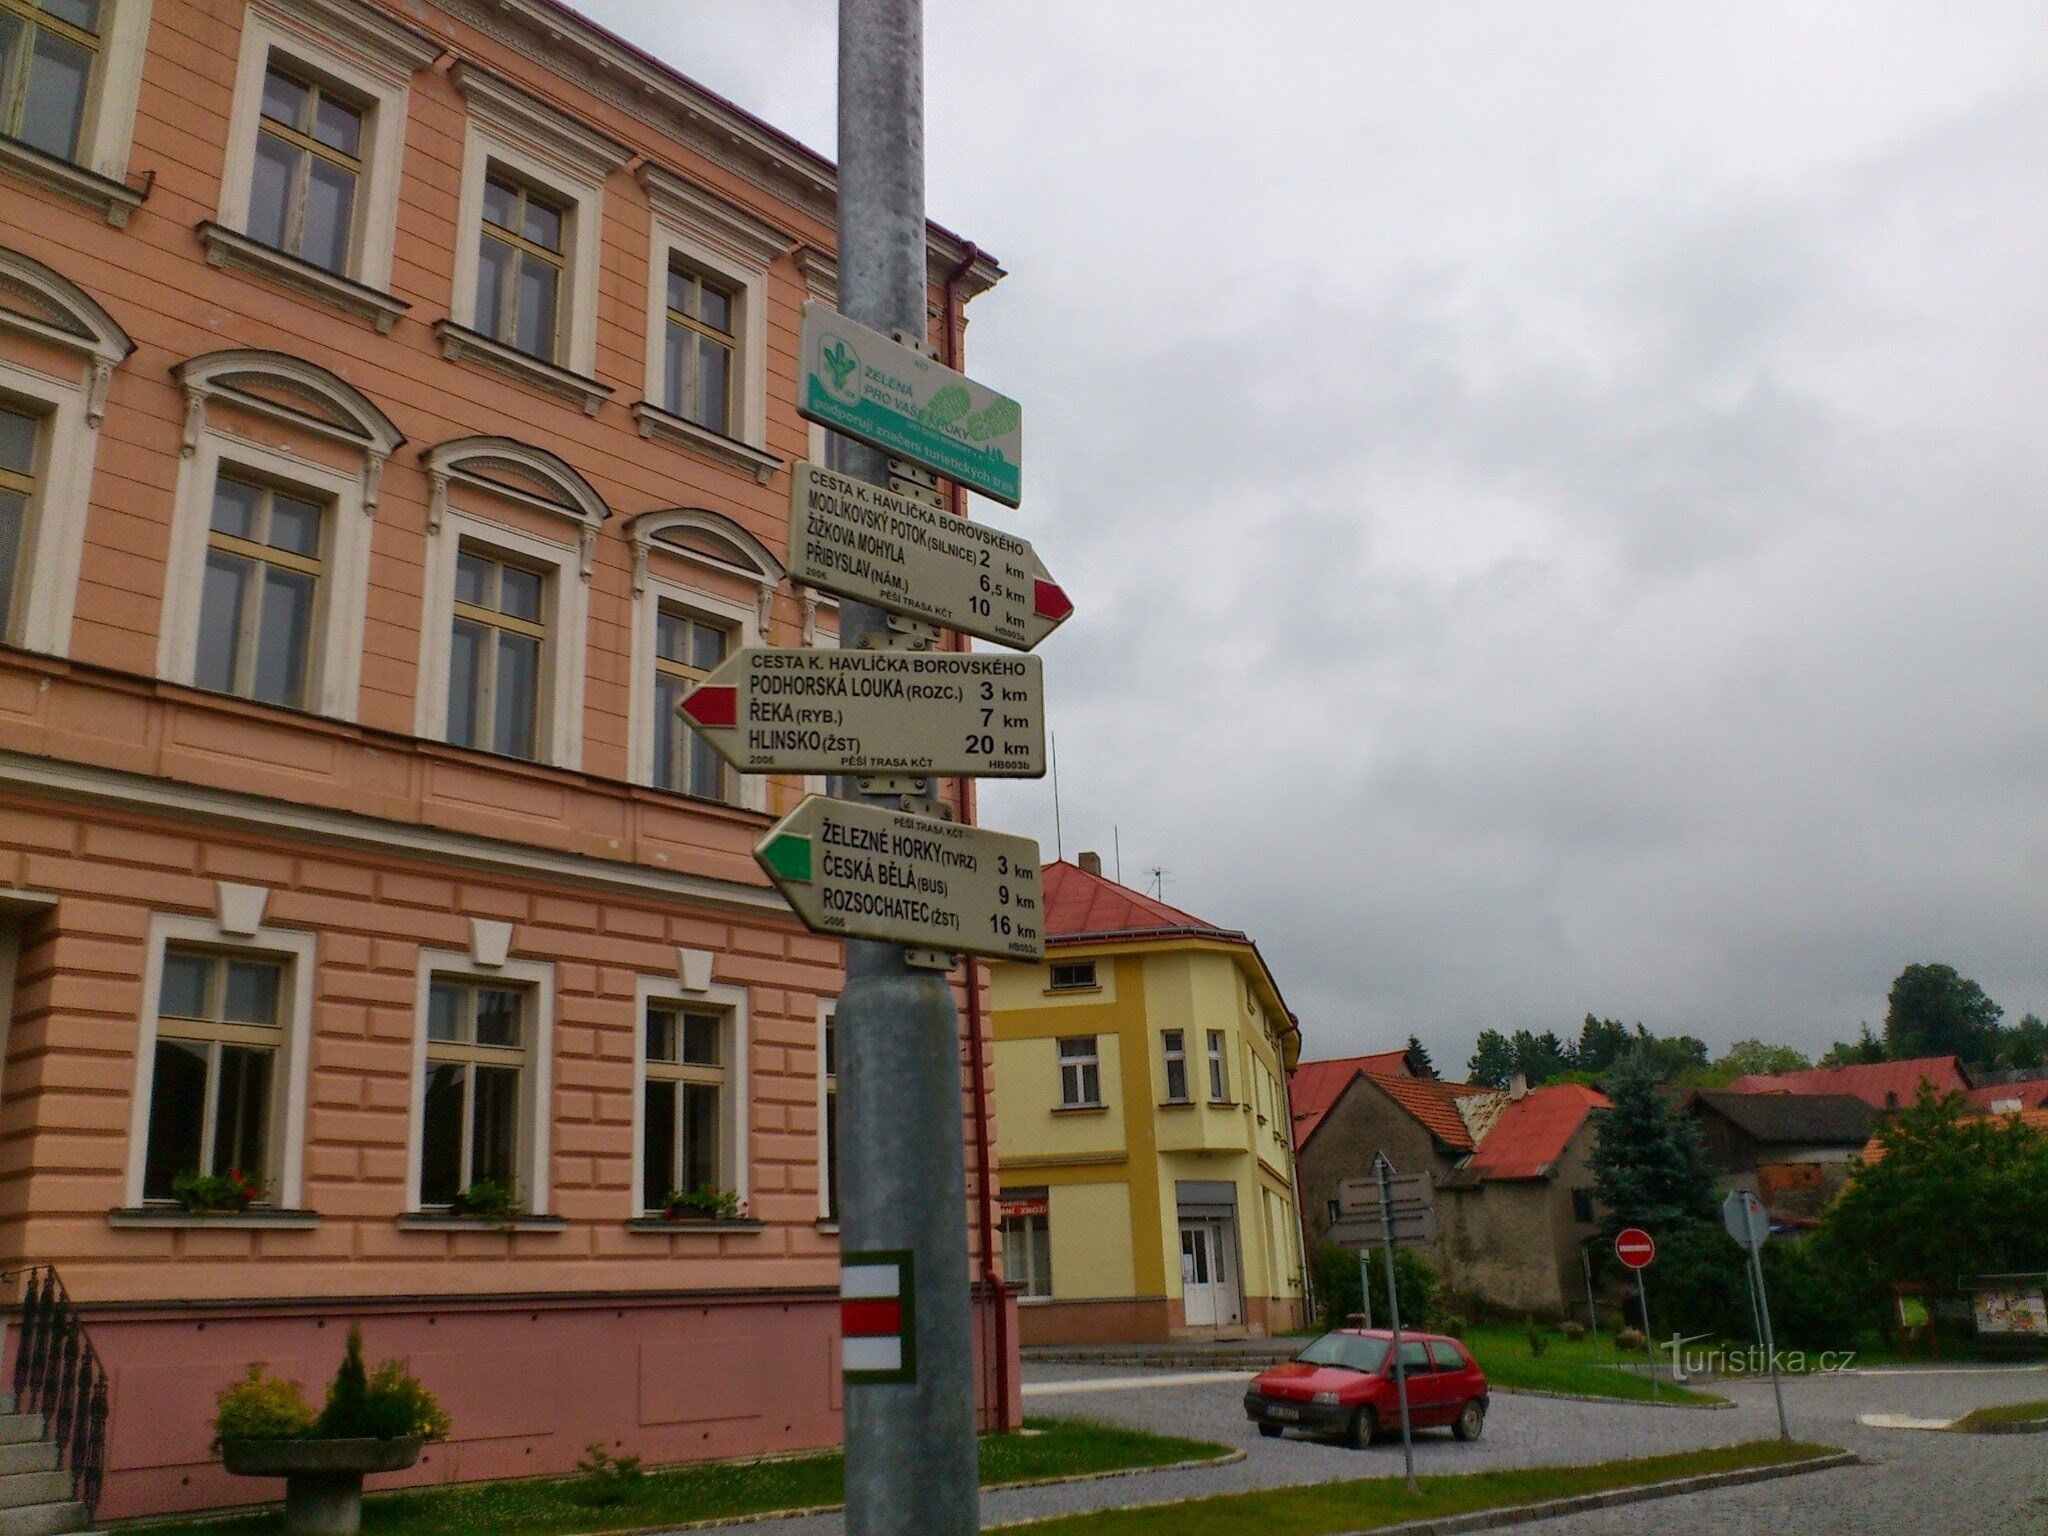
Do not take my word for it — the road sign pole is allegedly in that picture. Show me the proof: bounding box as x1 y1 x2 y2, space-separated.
1748 1242 1792 1441
1374 1157 1417 1495
1580 1244 1602 1365
835 3 979 1533
1357 1249 1372 1330
1637 1266 1658 1401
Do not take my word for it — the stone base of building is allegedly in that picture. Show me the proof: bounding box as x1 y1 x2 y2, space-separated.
1016 1293 1304 1347
62 1286 1020 1520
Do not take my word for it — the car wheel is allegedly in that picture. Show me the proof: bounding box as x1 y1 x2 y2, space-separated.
1452 1399 1485 1442
1345 1405 1378 1450
1258 1423 1283 1438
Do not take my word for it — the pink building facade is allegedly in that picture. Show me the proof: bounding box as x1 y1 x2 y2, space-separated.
0 0 1017 1517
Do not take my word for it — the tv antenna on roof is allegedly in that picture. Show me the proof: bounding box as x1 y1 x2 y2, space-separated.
1147 866 1168 900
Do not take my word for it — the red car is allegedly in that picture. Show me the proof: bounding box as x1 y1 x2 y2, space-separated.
1243 1329 1488 1448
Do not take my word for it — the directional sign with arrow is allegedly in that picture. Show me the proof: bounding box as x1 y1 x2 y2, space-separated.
756 796 1045 961
679 648 1045 777
789 461 1071 651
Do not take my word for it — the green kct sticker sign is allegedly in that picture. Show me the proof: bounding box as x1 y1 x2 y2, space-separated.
797 301 1023 507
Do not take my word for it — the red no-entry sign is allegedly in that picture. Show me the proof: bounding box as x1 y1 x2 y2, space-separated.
1615 1228 1656 1269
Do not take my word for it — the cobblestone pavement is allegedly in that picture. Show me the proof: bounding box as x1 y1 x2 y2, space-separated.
710 1361 2047 1534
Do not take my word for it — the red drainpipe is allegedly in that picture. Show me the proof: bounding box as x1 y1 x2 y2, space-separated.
941 241 1012 1428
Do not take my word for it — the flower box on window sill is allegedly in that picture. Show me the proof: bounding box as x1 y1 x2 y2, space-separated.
629 401 782 484
431 319 613 415
108 1206 321 1230
0 135 147 226
624 1216 765 1235
395 1212 567 1233
197 223 411 334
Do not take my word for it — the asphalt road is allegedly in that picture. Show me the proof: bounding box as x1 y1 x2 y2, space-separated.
711 1359 2048 1534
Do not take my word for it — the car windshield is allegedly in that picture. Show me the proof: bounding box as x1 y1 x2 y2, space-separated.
1292 1332 1391 1374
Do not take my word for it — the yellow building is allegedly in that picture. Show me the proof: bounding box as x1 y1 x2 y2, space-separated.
989 854 1308 1343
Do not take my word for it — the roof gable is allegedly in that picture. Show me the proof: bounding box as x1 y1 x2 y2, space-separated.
1366 1071 1487 1152
1289 1052 1412 1149
1461 1084 1609 1180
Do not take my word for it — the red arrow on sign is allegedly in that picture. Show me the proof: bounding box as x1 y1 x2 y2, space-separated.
1615 1228 1656 1270
1034 579 1073 622
678 684 738 729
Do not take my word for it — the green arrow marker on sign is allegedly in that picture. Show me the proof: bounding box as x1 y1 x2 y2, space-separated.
759 831 812 884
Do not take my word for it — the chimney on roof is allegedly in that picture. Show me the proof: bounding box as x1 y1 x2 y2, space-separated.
1509 1071 1529 1100
1079 851 1102 877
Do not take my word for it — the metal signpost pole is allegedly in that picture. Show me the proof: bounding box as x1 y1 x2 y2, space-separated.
1637 1267 1658 1400
1580 1245 1602 1365
835 3 979 1532
1374 1157 1417 1495
1725 1191 1791 1443
1752 1242 1791 1441
1358 1250 1372 1330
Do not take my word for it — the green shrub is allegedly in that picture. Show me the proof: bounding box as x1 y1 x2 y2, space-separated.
1311 1243 1437 1331
212 1366 315 1446
172 1170 264 1212
1615 1327 1646 1352
315 1326 371 1438
361 1359 451 1442
661 1186 742 1220
1524 1319 1550 1357
450 1180 518 1219
569 1444 645 1507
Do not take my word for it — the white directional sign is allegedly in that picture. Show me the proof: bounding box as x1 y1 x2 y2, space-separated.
797 303 1023 506
677 649 1044 777
1327 1211 1437 1250
756 796 1044 961
1339 1171 1434 1217
789 461 1071 651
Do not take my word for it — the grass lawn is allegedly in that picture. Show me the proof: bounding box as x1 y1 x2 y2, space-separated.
1458 1325 1723 1406
1950 1399 2048 1431
118 1419 1230 1536
1004 1440 1840 1536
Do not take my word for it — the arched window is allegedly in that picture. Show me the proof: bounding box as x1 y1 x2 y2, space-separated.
160 350 403 721
624 508 782 807
416 437 610 769
0 245 132 654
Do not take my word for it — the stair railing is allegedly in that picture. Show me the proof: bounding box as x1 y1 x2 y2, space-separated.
3 1266 108 1518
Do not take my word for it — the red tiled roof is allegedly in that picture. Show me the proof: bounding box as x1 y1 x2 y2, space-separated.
1366 1071 1487 1152
1723 1056 1968 1110
1463 1084 1610 1180
1289 1053 1412 1148
1040 860 1243 944
1861 1105 2048 1164
1965 1080 2048 1114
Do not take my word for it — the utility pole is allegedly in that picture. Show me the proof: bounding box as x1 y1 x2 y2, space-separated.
834 3 980 1532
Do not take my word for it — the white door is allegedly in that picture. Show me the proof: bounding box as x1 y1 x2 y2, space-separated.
1180 1222 1217 1327
1208 1217 1243 1326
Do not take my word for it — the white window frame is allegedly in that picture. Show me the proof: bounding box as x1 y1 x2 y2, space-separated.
6 0 152 181
635 164 786 456
631 974 749 1218
160 431 371 720
1161 1028 1189 1104
1207 1029 1229 1103
405 947 554 1215
214 2 426 296
416 510 587 769
123 908 316 1209
0 246 131 655
816 997 836 1222
448 65 622 382
1058 1035 1100 1109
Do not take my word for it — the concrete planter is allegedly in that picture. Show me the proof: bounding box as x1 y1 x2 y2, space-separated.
221 1437 424 1535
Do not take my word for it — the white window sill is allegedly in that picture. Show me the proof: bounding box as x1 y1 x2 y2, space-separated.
108 1206 320 1230
432 319 613 416
197 223 411 334
814 1218 840 1234
0 135 147 226
629 401 781 485
623 1216 765 1234
395 1211 567 1232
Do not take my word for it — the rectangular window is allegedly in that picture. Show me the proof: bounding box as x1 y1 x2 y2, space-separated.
1001 1194 1051 1299
142 947 284 1202
475 171 563 361
642 1002 725 1212
246 62 364 275
419 977 526 1207
1161 1029 1188 1103
1057 1036 1099 1109
0 402 35 642
1326 1198 1340 1223
0 0 100 162
822 1010 838 1221
1572 1187 1595 1224
662 265 736 435
1048 960 1096 991
448 546 545 759
1207 1029 1228 1102
652 604 732 800
195 474 324 709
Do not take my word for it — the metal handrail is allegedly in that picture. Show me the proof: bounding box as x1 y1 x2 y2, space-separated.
3 1266 108 1517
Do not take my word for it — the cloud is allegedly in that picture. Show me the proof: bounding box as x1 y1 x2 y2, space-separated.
574 3 2048 1071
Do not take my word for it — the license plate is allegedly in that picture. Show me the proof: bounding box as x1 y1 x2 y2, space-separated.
1268 1405 1300 1421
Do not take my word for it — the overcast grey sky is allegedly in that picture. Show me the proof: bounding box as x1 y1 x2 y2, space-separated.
577 2 2048 1072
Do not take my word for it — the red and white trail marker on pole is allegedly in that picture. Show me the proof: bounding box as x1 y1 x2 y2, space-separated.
841 1252 915 1385
1615 1228 1656 1270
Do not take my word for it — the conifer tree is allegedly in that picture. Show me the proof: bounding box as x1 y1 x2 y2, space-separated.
1588 1053 1717 1235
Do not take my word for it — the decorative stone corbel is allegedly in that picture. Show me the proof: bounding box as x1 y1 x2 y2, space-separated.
426 468 449 535
86 357 115 428
216 882 270 938
180 387 210 458
630 538 650 597
469 918 514 969
801 588 821 647
755 582 775 636
578 523 597 581
677 948 713 994
362 450 388 517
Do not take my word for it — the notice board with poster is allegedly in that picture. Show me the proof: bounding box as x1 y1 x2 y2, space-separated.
1971 1284 2047 1336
